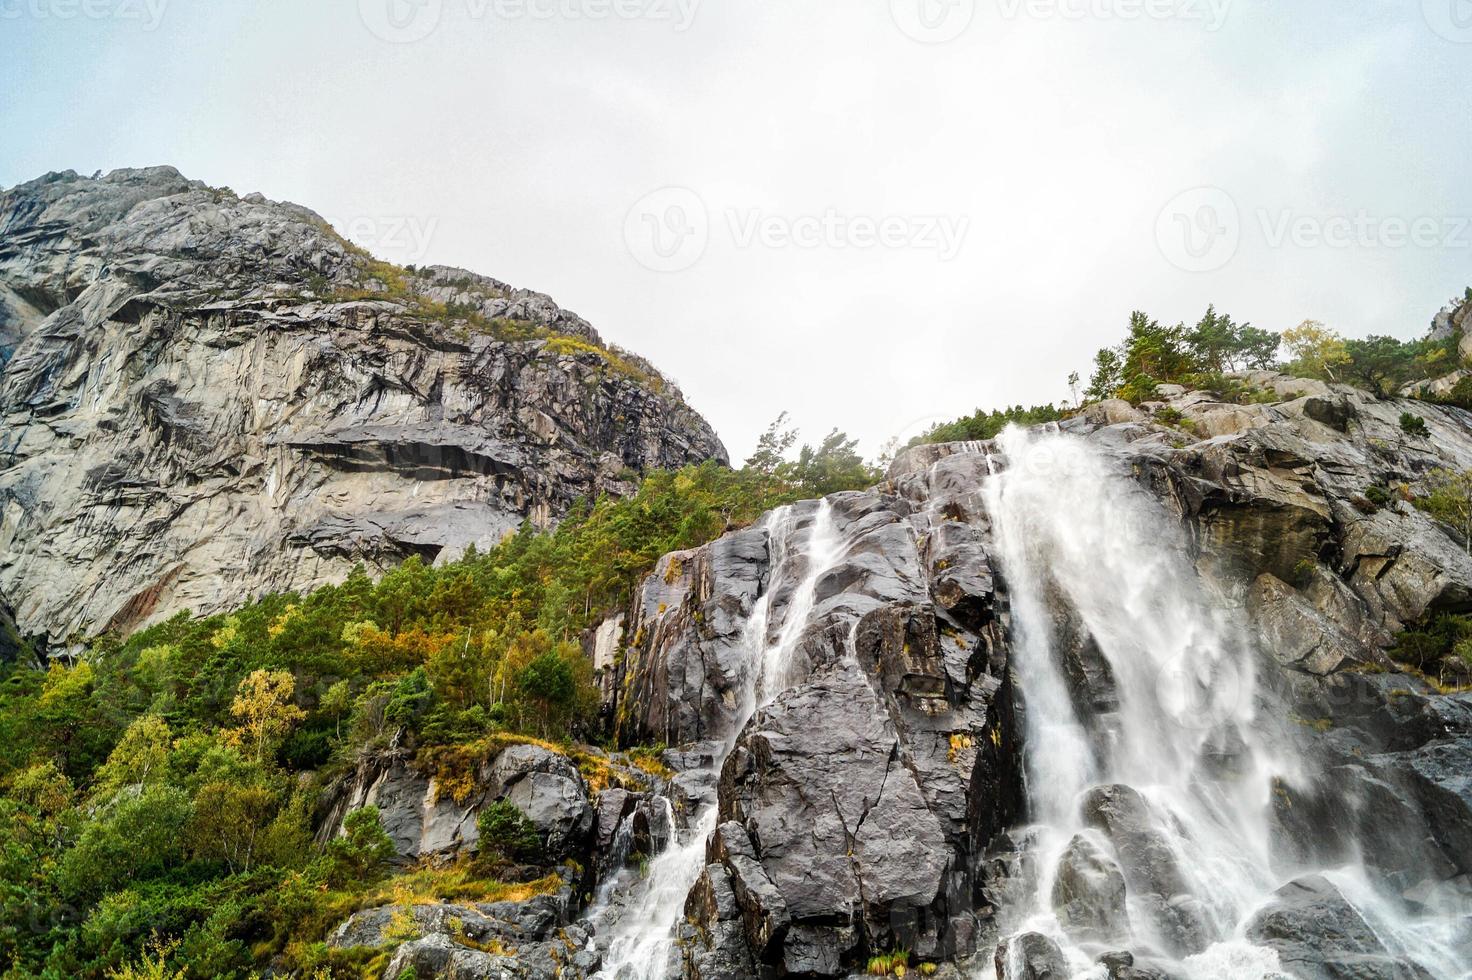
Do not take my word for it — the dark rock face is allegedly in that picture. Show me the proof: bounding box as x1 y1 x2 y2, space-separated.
1245 875 1435 980
0 167 725 647
1050 833 1129 946
613 523 771 746
1077 785 1210 958
607 461 1022 975
993 931 1068 980
682 861 759 980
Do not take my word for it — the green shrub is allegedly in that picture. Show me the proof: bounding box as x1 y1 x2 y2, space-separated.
910 404 1063 447
1414 468 1472 551
1391 612 1472 682
475 801 541 866
1400 412 1430 438
323 806 396 885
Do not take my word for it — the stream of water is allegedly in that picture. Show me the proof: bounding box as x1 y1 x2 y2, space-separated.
591 499 846 979
982 426 1466 979
586 427 1466 980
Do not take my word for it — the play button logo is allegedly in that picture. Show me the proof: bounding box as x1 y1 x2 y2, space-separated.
359 0 444 43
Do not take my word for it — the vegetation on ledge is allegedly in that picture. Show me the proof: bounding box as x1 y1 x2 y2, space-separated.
0 423 877 977
911 297 1471 449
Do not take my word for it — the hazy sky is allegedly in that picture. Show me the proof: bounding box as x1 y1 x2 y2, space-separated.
4 0 1471 460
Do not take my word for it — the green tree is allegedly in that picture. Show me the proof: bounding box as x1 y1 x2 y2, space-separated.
788 429 879 496
475 800 541 867
187 781 277 874
320 679 352 740
745 412 798 477
223 670 305 763
93 715 172 796
323 805 396 885
1282 320 1350 381
1086 347 1124 401
58 786 191 901
1342 335 1418 396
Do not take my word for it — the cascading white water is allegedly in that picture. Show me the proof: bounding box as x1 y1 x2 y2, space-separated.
591 499 846 979
981 426 1464 980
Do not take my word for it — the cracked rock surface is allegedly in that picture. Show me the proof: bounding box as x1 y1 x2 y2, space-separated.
0 167 725 647
592 374 1472 976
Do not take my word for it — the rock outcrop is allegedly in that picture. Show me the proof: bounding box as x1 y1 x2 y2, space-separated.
0 167 725 648
583 372 1472 978
1245 875 1434 980
328 868 598 980
607 465 1023 973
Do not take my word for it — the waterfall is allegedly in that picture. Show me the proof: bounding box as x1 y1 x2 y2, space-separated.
591 499 846 979
981 426 1465 980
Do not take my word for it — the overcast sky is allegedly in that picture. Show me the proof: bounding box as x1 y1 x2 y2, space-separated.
4 0 1471 460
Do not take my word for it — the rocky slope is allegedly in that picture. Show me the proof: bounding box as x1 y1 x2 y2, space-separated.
0 167 726 649
322 370 1472 977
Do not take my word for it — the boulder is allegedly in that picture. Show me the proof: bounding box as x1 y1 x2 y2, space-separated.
331 874 593 980
1245 875 1435 980
318 742 594 863
994 931 1068 979
682 862 757 980
487 745 594 860
1050 833 1129 945
1078 785 1212 957
315 749 475 861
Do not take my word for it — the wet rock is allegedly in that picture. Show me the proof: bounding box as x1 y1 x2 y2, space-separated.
1245 875 1435 980
1248 573 1382 676
615 523 771 745
706 821 790 960
993 931 1068 980
926 520 995 631
683 863 757 980
718 665 950 966
1095 950 1180 980
1078 785 1212 957
1051 833 1129 945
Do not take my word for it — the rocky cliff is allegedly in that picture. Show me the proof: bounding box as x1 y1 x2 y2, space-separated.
311 369 1472 978
0 167 726 649
572 371 1472 978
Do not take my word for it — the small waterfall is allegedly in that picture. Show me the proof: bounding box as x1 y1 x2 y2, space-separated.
981 426 1464 979
591 499 846 979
